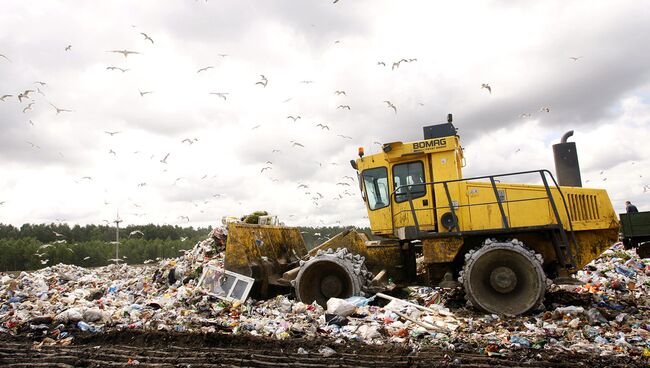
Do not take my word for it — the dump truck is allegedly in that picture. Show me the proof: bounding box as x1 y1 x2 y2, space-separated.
222 115 619 315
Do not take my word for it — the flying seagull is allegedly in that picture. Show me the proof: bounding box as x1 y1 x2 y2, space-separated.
178 215 190 222
34 81 47 86
255 75 268 87
377 61 386 66
160 153 170 163
337 105 351 110
316 123 330 130
481 83 491 94
338 134 352 139
104 131 121 136
292 141 305 148
139 91 153 97
197 66 214 73
140 32 154 44
18 90 35 102
49 103 73 114
569 56 582 61
0 53 11 62
540 106 551 113
261 166 272 173
22 102 34 113
106 66 129 72
383 100 397 113
108 49 141 58
287 115 301 122
210 92 228 100
26 141 41 149
334 90 346 95
0 94 13 101
65 45 72 51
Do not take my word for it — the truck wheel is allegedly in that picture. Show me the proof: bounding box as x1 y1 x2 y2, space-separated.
294 248 371 307
460 239 546 315
638 242 650 259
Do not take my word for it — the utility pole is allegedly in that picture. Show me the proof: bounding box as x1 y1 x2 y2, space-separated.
113 211 123 264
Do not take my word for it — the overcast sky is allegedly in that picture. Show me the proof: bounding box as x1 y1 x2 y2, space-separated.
1 0 649 229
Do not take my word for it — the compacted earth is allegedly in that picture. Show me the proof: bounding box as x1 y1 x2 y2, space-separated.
0 330 645 368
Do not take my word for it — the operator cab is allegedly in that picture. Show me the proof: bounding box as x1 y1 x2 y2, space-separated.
351 114 465 238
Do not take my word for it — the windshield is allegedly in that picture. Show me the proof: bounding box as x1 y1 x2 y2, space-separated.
362 167 389 210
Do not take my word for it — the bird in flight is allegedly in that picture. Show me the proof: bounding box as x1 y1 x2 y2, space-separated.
0 94 12 101
334 90 346 96
519 113 532 118
34 81 47 86
210 92 228 100
178 215 190 222
106 66 129 72
316 123 329 130
0 53 11 62
481 83 492 94
272 149 281 153
384 100 397 113
569 56 582 61
140 32 154 44
338 134 352 139
251 125 261 130
337 105 351 110
139 91 153 97
373 141 382 145
255 75 268 87
540 106 551 113
297 184 308 189
287 115 301 122
343 175 355 181
337 182 351 186
182 138 198 144
49 103 73 114
300 80 314 84
377 61 386 66
109 149 117 156
138 182 147 187
83 256 91 260
18 90 34 102
108 50 141 58
26 141 41 149
160 153 170 163
218 53 228 57
22 102 34 113
104 131 121 136
65 45 72 51
261 166 272 173
292 141 305 148
197 66 214 73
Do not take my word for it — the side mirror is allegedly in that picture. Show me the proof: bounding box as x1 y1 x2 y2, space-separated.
350 160 358 170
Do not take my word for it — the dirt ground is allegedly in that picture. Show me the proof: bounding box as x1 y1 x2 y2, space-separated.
0 330 646 368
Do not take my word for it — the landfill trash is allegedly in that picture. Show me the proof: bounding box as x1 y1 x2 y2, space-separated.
297 347 308 355
0 235 648 363
326 298 356 317
318 346 336 357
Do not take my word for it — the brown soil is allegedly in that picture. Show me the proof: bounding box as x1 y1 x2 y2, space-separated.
0 331 646 368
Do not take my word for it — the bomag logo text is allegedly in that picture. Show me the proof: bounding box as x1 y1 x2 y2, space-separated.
413 138 446 150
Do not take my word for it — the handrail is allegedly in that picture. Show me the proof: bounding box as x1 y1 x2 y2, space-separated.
390 169 577 268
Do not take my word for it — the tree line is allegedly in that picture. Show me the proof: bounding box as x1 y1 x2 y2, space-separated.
0 223 373 272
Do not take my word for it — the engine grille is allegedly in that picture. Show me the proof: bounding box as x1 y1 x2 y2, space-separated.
567 193 600 221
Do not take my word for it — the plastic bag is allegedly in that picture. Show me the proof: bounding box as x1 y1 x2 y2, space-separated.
326 298 356 317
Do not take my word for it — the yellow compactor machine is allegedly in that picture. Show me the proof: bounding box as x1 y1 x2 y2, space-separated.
223 115 619 315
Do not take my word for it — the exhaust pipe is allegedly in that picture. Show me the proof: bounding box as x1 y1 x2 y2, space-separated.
552 130 582 187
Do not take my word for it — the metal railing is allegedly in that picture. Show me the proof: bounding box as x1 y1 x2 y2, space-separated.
392 169 577 269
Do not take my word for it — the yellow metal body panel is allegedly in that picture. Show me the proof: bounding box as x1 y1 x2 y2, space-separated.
422 237 464 263
224 223 308 278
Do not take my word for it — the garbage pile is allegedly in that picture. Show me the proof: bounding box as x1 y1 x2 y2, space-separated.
1 232 648 359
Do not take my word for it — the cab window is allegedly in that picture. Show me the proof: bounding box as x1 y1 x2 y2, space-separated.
362 167 389 210
393 161 426 203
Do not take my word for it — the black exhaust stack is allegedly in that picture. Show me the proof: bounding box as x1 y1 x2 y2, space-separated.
552 131 582 187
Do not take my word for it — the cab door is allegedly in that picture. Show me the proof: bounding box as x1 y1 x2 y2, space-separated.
361 166 393 235
391 160 436 231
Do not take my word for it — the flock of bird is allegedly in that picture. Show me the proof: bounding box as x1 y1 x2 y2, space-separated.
0 0 643 230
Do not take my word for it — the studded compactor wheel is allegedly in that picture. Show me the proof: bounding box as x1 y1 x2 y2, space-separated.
294 248 372 307
460 239 546 315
